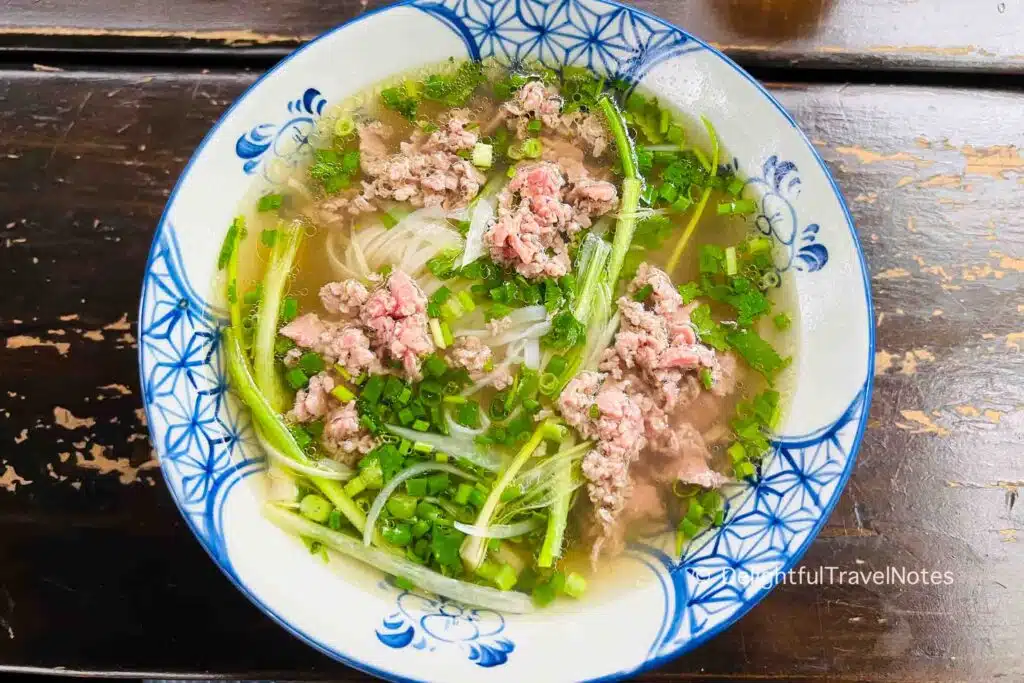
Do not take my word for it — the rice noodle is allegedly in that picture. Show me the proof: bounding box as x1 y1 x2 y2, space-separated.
364 462 478 546
454 518 543 539
488 320 552 346
460 197 495 267
523 339 540 370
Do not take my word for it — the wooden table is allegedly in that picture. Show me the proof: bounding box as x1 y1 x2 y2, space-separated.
1 1 1022 680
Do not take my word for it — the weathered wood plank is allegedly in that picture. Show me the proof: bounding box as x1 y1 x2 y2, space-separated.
1 68 1022 680
1 0 1023 73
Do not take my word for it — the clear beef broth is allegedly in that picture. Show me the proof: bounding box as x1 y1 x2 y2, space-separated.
229 60 797 601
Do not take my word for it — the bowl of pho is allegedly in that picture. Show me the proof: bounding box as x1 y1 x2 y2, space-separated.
138 1 873 680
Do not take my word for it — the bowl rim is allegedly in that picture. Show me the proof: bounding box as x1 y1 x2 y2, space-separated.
137 1 875 679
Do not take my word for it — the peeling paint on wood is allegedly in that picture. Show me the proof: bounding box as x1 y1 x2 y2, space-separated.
74 443 158 485
896 410 951 437
0 464 32 492
53 406 96 430
5 335 70 356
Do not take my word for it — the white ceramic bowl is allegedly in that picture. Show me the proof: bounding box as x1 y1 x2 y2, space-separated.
138 1 874 680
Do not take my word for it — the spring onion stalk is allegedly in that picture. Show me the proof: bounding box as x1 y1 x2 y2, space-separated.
263 503 535 613
364 462 478 546
461 419 564 571
538 436 576 567
666 116 720 273
254 219 305 413
219 225 365 533
597 95 642 285
384 424 503 472
223 327 366 532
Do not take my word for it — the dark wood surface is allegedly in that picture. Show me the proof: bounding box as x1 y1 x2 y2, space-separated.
2 0 1024 680
2 0 1024 73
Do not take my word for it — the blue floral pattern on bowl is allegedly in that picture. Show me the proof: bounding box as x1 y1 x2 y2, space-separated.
376 588 515 667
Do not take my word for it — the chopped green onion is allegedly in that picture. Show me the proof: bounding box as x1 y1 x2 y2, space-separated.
382 524 413 547
412 441 434 454
457 290 476 312
472 142 494 169
280 297 299 323
429 317 446 349
527 119 543 133
331 384 356 402
334 116 356 137
361 375 385 404
260 229 278 248
298 352 325 375
725 246 738 276
344 476 366 498
443 395 467 405
467 487 487 508
387 493 418 520
405 478 428 497
285 367 309 390
299 494 331 523
412 419 430 432
717 198 758 215
454 482 473 505
426 473 450 495
589 404 600 419
494 564 518 591
521 138 543 159
699 367 714 391
773 313 792 331
727 442 747 463
564 572 587 598
727 177 745 196
748 237 772 254
441 321 454 348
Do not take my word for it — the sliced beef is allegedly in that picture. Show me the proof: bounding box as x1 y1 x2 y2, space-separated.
319 279 369 318
287 371 336 423
321 401 375 465
448 335 492 379
279 314 379 375
360 270 434 380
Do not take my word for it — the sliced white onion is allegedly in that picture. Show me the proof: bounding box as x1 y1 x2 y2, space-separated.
263 504 534 613
488 320 552 346
460 197 494 267
445 409 490 437
523 339 540 370
384 425 504 472
364 462 478 546
454 518 543 539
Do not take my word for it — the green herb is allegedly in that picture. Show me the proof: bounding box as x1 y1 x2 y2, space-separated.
773 312 792 331
298 352 325 375
699 367 714 390
285 367 309 390
431 526 465 570
217 216 246 271
381 84 420 120
677 281 701 304
726 328 788 379
689 304 729 351
257 193 283 212
633 283 654 302
541 310 586 349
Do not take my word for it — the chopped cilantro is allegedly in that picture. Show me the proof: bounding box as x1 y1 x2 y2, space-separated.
689 304 729 351
773 312 792 331
726 328 788 379
677 281 701 304
542 310 586 350
381 85 419 120
257 193 283 212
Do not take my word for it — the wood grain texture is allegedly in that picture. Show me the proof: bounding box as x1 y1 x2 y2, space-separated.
2 0 1024 73
1 68 1023 680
